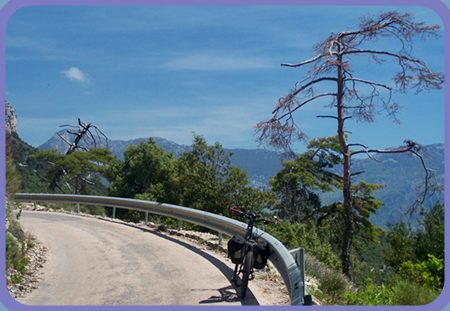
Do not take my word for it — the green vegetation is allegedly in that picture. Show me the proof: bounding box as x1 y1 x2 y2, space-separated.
106 135 274 225
5 138 35 285
9 125 444 305
7 132 48 193
265 221 340 270
32 148 114 195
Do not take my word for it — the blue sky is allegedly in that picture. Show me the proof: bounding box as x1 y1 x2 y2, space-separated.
5 5 445 151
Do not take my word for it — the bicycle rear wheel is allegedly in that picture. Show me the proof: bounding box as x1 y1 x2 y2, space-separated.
238 251 253 299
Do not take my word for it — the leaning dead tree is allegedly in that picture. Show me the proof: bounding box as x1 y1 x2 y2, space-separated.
257 11 444 278
49 118 108 192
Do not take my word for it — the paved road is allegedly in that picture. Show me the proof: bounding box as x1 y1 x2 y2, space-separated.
18 211 257 306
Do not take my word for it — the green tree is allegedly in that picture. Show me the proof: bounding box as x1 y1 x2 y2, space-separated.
384 222 417 270
175 135 253 214
384 203 444 273
415 202 444 261
32 148 114 194
108 139 176 203
271 136 341 223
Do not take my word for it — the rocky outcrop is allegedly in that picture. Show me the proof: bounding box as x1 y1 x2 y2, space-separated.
5 101 17 134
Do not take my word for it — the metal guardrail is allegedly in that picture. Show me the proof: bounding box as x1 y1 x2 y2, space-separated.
14 193 306 305
290 248 307 302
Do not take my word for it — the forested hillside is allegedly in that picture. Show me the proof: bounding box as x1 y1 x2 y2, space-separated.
39 131 444 227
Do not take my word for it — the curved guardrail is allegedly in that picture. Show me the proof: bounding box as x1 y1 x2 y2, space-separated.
14 193 305 305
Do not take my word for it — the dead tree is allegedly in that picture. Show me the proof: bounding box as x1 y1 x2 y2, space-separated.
49 118 108 192
257 11 443 278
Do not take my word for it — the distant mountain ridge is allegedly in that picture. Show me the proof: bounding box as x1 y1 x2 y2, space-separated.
38 131 284 188
38 132 444 228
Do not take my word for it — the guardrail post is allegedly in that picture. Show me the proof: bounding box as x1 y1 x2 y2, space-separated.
299 248 305 300
112 207 116 219
178 220 183 231
289 247 307 304
218 232 223 246
76 203 80 214
145 212 149 225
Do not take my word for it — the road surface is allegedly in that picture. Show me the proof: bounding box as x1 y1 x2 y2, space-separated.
17 211 259 306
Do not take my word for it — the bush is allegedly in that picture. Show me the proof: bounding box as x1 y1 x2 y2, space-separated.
265 221 340 270
6 201 33 284
6 233 29 274
11 274 22 284
392 279 441 305
342 279 395 305
342 276 441 305
7 219 26 242
399 254 444 289
319 268 350 301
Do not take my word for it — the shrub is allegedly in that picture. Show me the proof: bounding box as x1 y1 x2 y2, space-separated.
399 254 444 289
342 279 395 305
6 233 29 274
265 221 340 270
11 274 22 284
319 268 350 302
392 279 441 305
342 276 441 305
7 219 26 242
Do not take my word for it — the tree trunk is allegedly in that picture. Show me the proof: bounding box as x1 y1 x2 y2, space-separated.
341 154 353 278
336 50 353 278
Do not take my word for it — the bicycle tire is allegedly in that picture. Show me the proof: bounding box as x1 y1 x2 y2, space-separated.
238 251 253 299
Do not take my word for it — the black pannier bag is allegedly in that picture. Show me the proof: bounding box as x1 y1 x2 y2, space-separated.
228 235 246 264
253 239 271 269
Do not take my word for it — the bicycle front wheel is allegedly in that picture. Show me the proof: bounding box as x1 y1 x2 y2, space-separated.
238 251 253 299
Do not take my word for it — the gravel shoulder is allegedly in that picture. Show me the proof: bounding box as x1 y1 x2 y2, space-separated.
15 208 290 306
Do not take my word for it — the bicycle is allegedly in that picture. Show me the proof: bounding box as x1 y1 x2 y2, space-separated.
227 206 278 299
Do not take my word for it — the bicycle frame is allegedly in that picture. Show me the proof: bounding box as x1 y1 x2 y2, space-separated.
231 211 260 299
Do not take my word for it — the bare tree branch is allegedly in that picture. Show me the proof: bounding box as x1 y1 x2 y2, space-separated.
344 77 392 90
350 171 364 177
350 140 417 156
281 53 327 68
273 78 338 114
80 176 95 185
49 118 109 193
316 115 338 120
342 49 421 63
275 93 337 120
57 133 75 149
348 143 368 148
351 140 432 207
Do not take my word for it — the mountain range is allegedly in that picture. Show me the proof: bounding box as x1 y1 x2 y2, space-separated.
39 130 284 188
38 131 444 228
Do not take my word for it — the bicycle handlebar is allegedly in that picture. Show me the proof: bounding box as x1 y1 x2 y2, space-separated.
228 206 280 224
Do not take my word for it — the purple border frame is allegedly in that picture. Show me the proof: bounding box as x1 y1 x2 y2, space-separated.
0 0 448 310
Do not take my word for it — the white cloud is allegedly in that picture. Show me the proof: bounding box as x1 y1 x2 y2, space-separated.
63 67 88 83
162 52 274 71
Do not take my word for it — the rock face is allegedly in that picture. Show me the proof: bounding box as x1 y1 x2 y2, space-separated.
5 101 17 134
